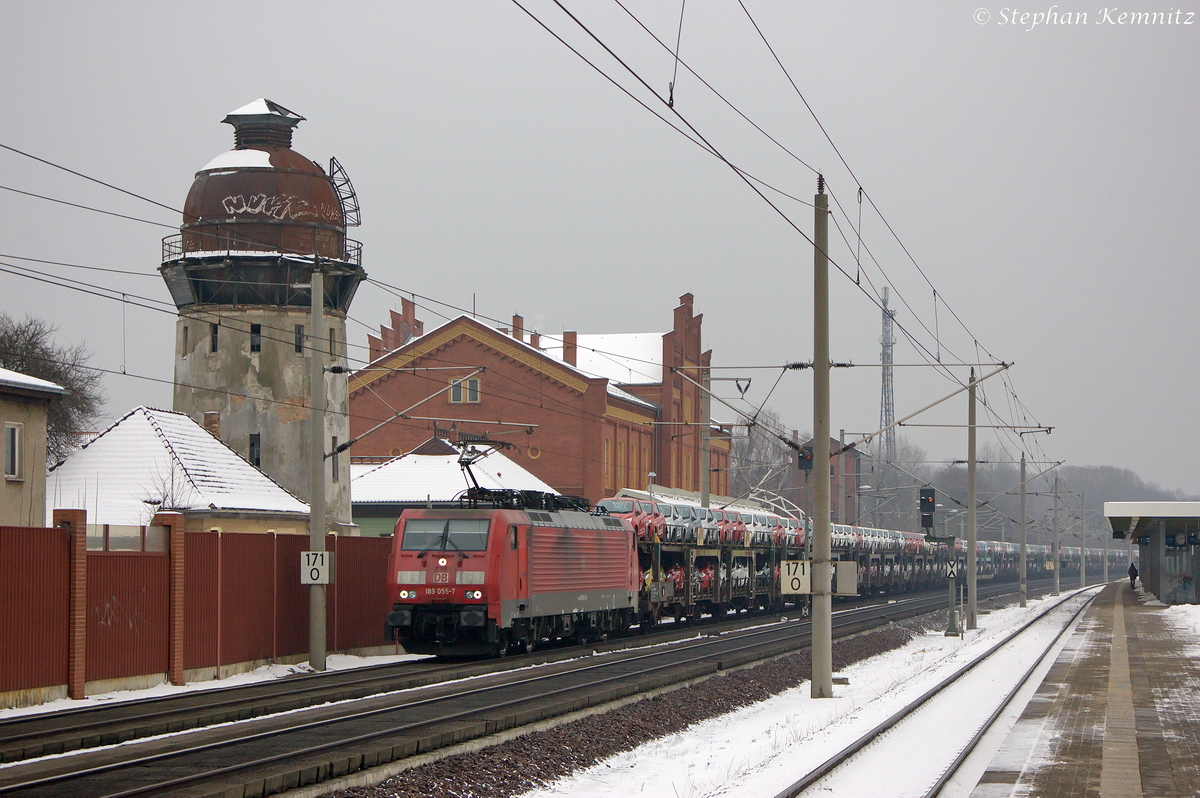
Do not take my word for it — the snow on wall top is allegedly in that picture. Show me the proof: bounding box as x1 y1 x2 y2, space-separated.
46 406 308 525
0 366 64 395
350 447 556 504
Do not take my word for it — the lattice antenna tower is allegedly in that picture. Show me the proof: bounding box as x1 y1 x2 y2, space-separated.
879 286 897 462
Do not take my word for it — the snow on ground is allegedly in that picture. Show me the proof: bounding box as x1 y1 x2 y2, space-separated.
517 589 1103 798
0 652 429 721
1161 601 1200 655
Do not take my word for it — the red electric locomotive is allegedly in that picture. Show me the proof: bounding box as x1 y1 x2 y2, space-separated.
384 494 640 657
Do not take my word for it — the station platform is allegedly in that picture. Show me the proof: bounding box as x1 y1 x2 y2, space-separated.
971 581 1199 797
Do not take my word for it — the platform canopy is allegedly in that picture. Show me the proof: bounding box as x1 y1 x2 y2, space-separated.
1104 501 1200 540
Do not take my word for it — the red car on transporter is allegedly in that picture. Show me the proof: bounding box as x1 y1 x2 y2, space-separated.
385 503 640 657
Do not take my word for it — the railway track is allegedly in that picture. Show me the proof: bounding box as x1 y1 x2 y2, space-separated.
0 579 1058 798
771 587 1098 798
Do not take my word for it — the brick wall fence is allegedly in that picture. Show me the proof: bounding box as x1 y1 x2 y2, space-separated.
0 510 393 709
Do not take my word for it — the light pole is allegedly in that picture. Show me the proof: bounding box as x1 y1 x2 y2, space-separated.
856 484 873 527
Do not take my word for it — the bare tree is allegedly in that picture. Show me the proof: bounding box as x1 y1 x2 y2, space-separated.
729 408 793 501
0 313 105 464
861 434 929 531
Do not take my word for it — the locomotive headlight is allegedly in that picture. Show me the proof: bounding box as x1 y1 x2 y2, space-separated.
437 557 448 567
398 590 414 599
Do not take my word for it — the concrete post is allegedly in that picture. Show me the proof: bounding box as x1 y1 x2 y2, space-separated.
309 267 327 671
1080 493 1086 590
54 508 87 700
1019 453 1027 607
812 177 833 699
1053 474 1060 594
153 512 187 686
1103 509 1110 583
967 369 977 629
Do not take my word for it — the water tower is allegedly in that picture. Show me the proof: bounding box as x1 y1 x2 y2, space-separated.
159 99 364 530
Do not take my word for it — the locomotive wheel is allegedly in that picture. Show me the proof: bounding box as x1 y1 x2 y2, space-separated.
495 631 509 659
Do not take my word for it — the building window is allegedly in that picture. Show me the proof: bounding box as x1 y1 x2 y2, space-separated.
4 423 21 479
449 377 481 404
617 440 625 489
294 324 304 354
329 327 337 357
181 325 189 358
604 439 612 490
210 322 219 353
249 433 261 468
250 323 262 353
331 435 339 482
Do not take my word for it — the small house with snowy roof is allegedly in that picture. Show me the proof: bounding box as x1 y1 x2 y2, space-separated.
46 406 309 534
1 366 64 526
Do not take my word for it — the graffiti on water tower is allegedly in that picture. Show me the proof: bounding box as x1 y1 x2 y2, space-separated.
222 193 341 223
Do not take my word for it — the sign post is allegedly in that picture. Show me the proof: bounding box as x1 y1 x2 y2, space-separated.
927 533 959 636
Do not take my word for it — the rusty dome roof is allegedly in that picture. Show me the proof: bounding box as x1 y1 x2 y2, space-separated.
180 99 345 260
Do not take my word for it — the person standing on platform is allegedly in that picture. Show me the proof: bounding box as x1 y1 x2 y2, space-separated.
1128 561 1138 590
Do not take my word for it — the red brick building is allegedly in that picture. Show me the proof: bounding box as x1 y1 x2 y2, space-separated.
347 294 729 503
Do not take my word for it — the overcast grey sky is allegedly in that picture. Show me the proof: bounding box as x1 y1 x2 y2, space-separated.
2 1 1197 492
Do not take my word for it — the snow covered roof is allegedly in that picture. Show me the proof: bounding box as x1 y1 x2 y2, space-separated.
0 366 64 396
201 149 274 171
544 332 665 384
46 406 308 525
1104 502 1200 518
224 98 303 120
607 382 657 410
351 443 556 504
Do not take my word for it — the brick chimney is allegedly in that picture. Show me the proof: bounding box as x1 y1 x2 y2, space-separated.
203 411 221 437
512 315 524 343
563 331 578 366
530 332 540 350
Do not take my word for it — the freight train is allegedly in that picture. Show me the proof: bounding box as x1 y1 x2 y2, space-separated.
383 488 1126 657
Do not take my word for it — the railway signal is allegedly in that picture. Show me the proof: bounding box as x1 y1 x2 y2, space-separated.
797 444 814 471
920 487 936 529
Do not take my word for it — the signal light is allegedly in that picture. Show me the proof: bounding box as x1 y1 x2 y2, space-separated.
920 488 935 529
797 445 814 471
919 488 935 512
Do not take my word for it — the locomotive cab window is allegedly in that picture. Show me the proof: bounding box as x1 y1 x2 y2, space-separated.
402 518 490 552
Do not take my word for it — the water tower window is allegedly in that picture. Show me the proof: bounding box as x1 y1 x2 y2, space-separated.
181 325 189 358
250 324 262 353
294 324 304 353
328 327 337 357
331 435 339 482
249 433 261 467
210 323 219 353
